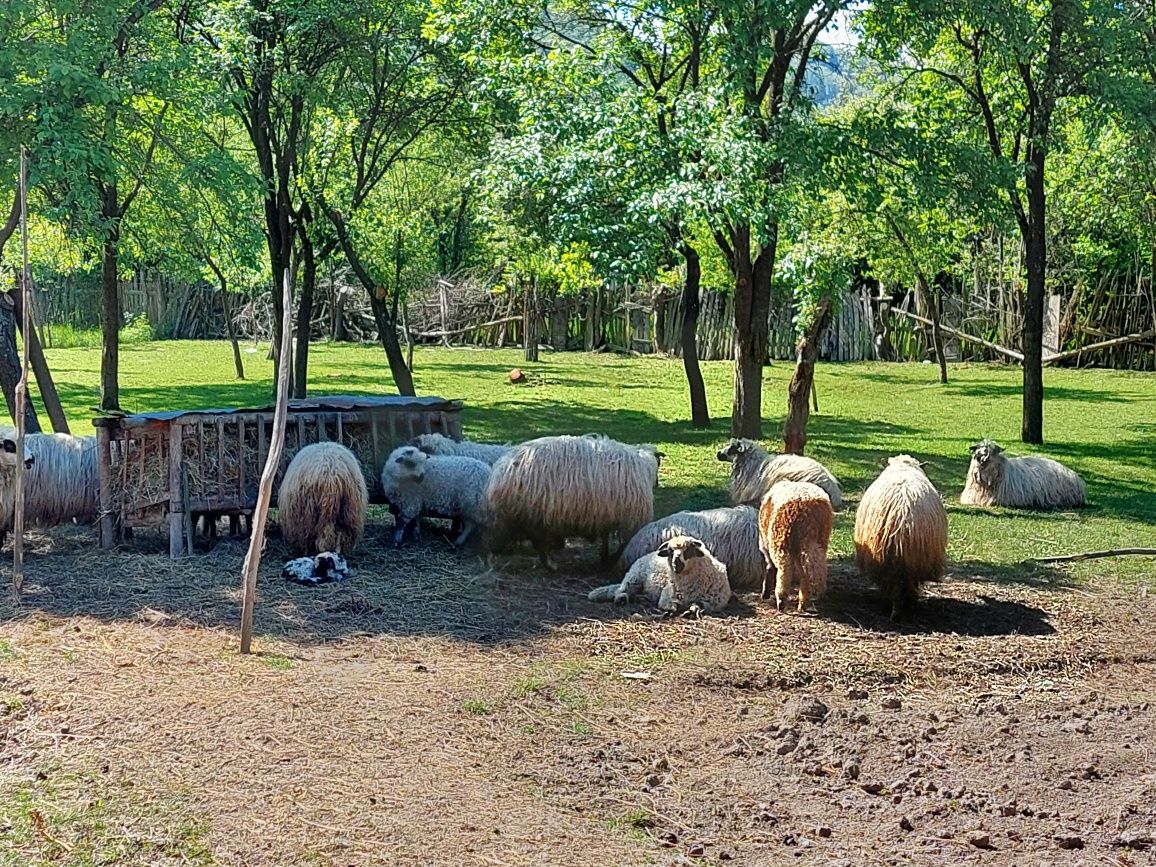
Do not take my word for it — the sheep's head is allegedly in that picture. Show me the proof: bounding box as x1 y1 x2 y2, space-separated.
657 535 707 575
716 438 758 463
968 439 1003 465
388 445 428 482
888 454 925 470
314 551 350 582
0 437 34 470
411 433 449 455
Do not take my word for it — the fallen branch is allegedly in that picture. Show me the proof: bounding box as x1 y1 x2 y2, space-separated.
1042 330 1156 366
893 309 1024 362
1033 548 1156 564
411 314 523 339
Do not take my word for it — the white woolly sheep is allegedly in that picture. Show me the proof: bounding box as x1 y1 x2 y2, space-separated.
961 439 1086 510
588 535 732 614
412 432 513 466
854 455 948 619
620 505 764 591
483 433 658 569
0 432 98 547
277 442 368 556
381 445 490 546
717 438 843 509
758 480 833 612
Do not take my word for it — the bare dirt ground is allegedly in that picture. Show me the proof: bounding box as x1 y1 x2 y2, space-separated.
1 522 1155 866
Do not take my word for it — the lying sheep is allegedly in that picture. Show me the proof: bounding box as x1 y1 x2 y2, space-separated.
484 434 658 569
0 432 98 547
854 455 948 619
282 551 351 585
620 505 764 591
758 480 833 612
277 442 368 556
961 439 1086 510
717 438 842 509
412 432 512 466
381 446 490 546
588 535 732 614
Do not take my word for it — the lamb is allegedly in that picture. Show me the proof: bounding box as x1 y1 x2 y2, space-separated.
380 445 490 546
717 438 843 509
757 480 834 612
0 432 98 547
282 551 351 585
588 535 732 614
961 439 1086 510
484 433 658 568
412 432 513 466
620 505 764 591
277 442 368 556
854 455 948 619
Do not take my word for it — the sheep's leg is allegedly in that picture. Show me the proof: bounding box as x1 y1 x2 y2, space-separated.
229 515 240 537
392 516 412 548
761 561 778 601
452 519 475 547
657 584 681 613
532 539 559 572
599 535 611 564
775 562 793 613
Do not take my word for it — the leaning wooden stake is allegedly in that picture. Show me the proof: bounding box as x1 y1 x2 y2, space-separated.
12 147 32 597
239 265 294 653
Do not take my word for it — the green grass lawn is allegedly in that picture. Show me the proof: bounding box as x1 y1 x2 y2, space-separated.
34 339 1156 583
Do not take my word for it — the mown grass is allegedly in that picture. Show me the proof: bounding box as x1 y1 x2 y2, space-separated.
31 339 1156 583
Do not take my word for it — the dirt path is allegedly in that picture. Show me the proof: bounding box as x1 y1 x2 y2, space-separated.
1 530 1154 865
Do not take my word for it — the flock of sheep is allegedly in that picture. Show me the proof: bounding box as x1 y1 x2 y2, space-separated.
273 430 1088 618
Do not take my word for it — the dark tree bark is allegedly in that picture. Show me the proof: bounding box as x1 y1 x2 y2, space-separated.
882 211 948 384
324 204 415 395
207 260 245 380
783 295 834 456
721 224 777 438
9 290 69 432
523 278 539 362
679 243 710 428
1021 147 1047 444
0 296 40 433
293 227 316 399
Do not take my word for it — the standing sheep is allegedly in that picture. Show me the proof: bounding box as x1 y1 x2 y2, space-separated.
588 535 732 614
620 505 764 591
717 439 843 509
484 434 658 569
854 455 948 619
380 445 490 546
0 432 98 547
412 432 513 466
961 439 1086 510
277 442 368 556
758 481 834 612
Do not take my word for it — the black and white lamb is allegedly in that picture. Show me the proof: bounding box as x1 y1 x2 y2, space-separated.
588 535 732 614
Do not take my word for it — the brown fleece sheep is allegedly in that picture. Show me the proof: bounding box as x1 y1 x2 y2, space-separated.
278 442 369 556
757 480 833 612
854 455 948 619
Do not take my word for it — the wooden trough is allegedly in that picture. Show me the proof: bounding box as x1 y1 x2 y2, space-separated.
93 395 463 558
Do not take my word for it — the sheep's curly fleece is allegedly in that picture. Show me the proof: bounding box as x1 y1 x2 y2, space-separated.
960 439 1086 510
719 439 842 509
0 432 98 545
588 535 731 613
854 454 948 619
620 505 764 591
758 480 833 612
412 432 512 466
381 446 490 545
277 442 368 556
484 434 657 562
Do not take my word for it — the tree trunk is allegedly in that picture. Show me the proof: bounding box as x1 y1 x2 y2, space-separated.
9 289 69 432
523 278 539 362
292 229 316 399
323 203 415 395
729 223 777 439
919 275 949 385
99 196 121 413
783 295 834 455
680 243 710 428
1022 150 1047 445
209 263 245 381
0 296 40 432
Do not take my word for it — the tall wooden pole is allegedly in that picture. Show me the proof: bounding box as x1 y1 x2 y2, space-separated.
13 147 32 597
239 263 294 653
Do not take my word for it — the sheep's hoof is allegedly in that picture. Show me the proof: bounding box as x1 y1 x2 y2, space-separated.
775 596 785 613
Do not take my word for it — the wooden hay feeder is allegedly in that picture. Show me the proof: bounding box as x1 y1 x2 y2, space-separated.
93 395 463 558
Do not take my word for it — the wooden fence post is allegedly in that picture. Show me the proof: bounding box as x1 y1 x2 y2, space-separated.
12 147 32 596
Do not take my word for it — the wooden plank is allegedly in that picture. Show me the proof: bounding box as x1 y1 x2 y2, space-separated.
216 417 226 497
96 424 116 549
237 417 246 503
336 412 344 445
168 422 184 558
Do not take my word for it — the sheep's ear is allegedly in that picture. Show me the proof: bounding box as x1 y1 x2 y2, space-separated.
968 443 979 453
656 543 672 559
685 540 705 558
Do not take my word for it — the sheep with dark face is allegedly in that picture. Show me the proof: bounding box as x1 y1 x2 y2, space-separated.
717 438 842 509
588 535 731 614
381 446 490 547
961 439 1086 510
277 442 368 556
0 431 98 548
